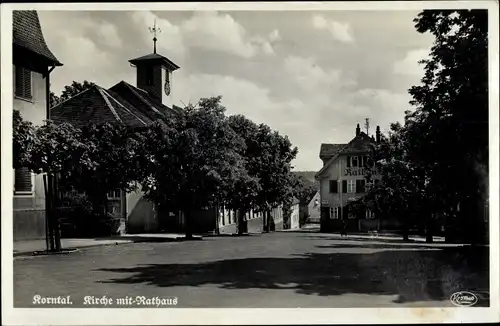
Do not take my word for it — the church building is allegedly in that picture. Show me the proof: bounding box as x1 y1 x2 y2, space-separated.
50 23 182 234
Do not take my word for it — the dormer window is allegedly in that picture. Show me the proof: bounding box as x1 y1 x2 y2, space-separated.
352 156 359 167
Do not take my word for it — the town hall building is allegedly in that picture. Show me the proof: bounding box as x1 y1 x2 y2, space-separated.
315 124 383 232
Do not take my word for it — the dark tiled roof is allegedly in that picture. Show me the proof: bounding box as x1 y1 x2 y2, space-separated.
50 85 152 128
316 131 376 178
129 53 180 71
319 143 347 159
109 81 181 120
340 132 374 154
13 10 62 66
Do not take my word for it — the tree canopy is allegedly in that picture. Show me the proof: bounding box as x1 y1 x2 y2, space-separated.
357 10 488 243
50 80 96 107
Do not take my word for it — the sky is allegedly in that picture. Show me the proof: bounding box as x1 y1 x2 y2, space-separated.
38 10 434 171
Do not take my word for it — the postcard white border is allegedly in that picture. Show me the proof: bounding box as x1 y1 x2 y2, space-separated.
2 1 499 325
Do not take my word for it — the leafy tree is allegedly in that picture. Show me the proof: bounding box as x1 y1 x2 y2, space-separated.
49 92 60 108
295 175 318 206
54 80 96 104
252 125 298 232
407 10 488 243
13 110 36 169
29 121 146 244
357 10 488 244
226 115 262 235
354 123 430 241
142 97 245 238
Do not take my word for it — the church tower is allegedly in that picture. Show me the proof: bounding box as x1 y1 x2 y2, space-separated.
128 20 180 108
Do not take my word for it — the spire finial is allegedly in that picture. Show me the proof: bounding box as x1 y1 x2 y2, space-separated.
364 118 370 136
149 19 161 54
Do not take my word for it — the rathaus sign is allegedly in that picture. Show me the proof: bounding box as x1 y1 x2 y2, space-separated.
344 167 378 177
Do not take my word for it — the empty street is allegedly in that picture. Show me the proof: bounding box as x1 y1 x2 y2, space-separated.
14 229 489 308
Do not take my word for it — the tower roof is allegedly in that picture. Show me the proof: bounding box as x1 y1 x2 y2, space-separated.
13 10 62 66
129 53 180 71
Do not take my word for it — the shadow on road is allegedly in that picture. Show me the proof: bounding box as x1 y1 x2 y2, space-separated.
97 246 489 306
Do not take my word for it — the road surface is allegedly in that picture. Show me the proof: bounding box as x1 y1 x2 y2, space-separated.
13 228 489 308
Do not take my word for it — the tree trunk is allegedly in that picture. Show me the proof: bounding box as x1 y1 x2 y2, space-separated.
215 204 220 235
50 175 61 251
237 209 245 235
266 210 271 233
402 216 409 242
262 210 267 232
43 174 55 251
184 209 193 239
425 213 433 243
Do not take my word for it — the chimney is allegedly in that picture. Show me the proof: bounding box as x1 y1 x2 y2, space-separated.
356 123 361 136
376 126 381 143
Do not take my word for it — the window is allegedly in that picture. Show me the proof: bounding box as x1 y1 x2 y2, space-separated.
356 179 366 193
15 66 32 99
352 156 359 167
346 156 351 167
146 66 154 85
14 168 34 195
366 209 375 219
107 189 121 199
329 180 338 193
347 180 356 193
330 206 339 219
342 180 347 193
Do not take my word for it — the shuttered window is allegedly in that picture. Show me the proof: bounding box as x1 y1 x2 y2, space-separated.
15 66 32 99
14 167 34 194
329 180 338 193
352 156 359 167
342 180 347 193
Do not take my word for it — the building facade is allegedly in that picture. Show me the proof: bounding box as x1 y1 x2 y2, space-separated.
302 191 321 224
13 10 62 240
315 124 383 232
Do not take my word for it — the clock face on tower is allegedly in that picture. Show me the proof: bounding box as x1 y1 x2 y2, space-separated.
164 71 171 96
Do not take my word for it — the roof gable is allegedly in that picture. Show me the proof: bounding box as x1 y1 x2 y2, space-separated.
50 85 152 128
339 132 373 154
319 143 347 159
315 132 375 179
109 81 181 120
13 10 62 66
307 191 320 206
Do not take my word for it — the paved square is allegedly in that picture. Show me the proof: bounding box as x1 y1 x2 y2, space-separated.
14 230 489 308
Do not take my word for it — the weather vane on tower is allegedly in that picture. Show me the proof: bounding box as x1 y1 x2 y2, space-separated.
149 19 161 54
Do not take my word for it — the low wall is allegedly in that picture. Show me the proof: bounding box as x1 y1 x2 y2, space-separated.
247 216 264 233
321 218 403 233
218 216 264 234
13 209 46 241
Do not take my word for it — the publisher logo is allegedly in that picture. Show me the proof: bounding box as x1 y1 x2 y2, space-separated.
450 291 478 307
